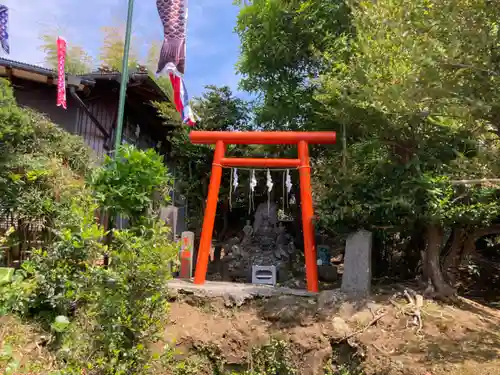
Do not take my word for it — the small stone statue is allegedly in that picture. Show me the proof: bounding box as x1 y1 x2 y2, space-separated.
242 220 253 246
253 202 278 251
274 223 289 260
253 202 278 233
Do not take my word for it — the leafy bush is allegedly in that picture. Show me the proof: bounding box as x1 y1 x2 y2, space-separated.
0 78 93 267
1 78 178 373
65 223 177 374
28 197 105 316
91 145 171 220
54 145 177 374
243 338 297 375
0 196 103 319
0 263 38 316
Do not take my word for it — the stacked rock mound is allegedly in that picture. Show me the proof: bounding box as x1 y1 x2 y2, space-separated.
212 202 301 284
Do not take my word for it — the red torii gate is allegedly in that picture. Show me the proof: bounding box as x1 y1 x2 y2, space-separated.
190 131 337 293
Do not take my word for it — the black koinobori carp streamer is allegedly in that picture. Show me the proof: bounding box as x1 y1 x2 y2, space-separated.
156 0 196 126
156 0 187 75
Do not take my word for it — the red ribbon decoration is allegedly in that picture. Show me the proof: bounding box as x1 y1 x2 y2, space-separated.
56 37 67 109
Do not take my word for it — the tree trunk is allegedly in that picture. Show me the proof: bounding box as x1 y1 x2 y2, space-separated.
404 226 425 278
425 224 456 297
218 198 229 242
460 224 500 265
442 227 467 282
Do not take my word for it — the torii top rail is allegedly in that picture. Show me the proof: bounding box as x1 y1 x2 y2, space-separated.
190 131 337 293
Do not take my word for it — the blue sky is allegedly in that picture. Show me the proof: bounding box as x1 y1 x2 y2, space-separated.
1 0 243 98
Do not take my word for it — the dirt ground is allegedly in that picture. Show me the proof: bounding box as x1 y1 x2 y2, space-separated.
1 286 500 375
161 287 500 375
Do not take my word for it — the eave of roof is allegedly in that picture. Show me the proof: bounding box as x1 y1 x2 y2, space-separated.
0 57 95 86
80 71 169 101
0 58 171 101
0 58 174 126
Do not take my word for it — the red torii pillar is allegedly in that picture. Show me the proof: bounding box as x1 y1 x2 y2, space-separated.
190 131 337 293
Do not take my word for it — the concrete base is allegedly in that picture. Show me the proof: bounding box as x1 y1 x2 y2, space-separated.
167 279 315 299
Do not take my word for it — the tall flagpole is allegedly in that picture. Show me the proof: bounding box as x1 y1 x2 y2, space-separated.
114 0 135 151
103 0 134 268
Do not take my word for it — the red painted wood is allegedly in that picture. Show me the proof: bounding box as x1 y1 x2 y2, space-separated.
191 131 336 292
220 157 301 168
193 140 225 285
190 131 336 145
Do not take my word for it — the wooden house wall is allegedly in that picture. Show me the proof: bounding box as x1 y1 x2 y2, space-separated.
75 96 117 158
1 78 188 266
13 80 79 134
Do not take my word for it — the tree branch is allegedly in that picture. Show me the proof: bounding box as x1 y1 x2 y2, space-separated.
442 62 499 76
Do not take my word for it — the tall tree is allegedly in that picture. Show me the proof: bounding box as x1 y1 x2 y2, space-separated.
237 0 500 296
39 33 94 74
235 0 352 129
99 25 139 71
314 0 500 296
159 86 251 234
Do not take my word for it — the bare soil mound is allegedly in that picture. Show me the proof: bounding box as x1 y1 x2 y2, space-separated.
1 286 500 374
161 288 500 375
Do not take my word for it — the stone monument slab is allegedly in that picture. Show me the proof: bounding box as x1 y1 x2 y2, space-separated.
341 230 372 296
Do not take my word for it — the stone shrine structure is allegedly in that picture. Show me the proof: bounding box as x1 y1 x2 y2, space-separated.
218 202 300 283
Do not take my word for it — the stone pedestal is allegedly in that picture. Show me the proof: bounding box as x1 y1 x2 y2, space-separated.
341 230 372 297
179 231 194 279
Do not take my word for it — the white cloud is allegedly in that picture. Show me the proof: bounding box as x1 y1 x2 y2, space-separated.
1 0 123 66
0 0 244 97
2 0 68 64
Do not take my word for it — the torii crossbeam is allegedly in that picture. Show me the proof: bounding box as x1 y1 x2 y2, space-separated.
190 131 337 293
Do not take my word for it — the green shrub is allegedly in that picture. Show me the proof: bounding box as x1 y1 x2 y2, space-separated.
243 338 297 375
29 197 105 317
0 78 93 269
0 263 38 316
59 222 177 374
91 144 171 220
0 196 103 319
56 145 177 374
1 85 178 373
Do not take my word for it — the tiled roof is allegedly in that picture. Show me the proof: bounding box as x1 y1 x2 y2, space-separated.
0 57 95 86
0 57 170 101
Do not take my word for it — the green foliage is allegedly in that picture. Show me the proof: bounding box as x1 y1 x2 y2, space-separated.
242 338 297 375
0 343 20 375
0 76 177 373
159 346 209 375
99 25 140 71
236 0 352 129
60 222 176 374
0 196 103 318
0 78 93 266
50 146 176 374
192 85 251 131
312 0 500 236
91 144 171 219
162 85 251 230
28 197 104 316
0 264 38 316
39 32 94 74
236 0 500 292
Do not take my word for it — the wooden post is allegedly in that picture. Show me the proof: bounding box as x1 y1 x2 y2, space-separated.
298 140 319 292
193 140 225 285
